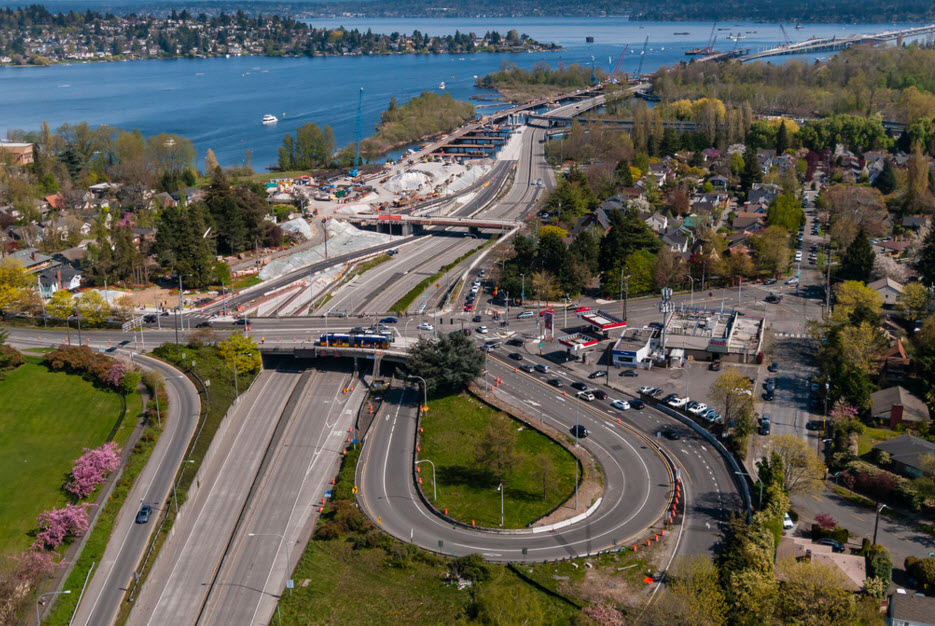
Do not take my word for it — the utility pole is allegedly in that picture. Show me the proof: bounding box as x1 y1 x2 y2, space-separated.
825 243 832 318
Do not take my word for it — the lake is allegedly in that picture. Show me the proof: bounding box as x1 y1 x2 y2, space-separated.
0 17 924 170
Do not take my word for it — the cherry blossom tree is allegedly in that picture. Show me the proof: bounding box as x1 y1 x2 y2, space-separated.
67 442 122 498
105 361 128 388
33 503 91 550
14 550 60 581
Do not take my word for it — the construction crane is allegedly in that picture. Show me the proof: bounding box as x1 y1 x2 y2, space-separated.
780 24 792 48
610 44 629 83
590 55 597 85
704 22 717 53
635 36 650 80
350 86 363 178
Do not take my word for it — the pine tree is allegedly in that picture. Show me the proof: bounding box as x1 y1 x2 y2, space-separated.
740 147 763 193
838 229 875 283
873 160 897 195
775 120 789 154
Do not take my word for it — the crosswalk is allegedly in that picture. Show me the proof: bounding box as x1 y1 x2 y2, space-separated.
775 332 810 339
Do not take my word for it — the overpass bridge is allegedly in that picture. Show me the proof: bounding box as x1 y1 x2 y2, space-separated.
343 213 520 235
701 24 935 63
260 343 409 377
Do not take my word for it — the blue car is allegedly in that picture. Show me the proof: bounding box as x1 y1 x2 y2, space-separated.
379 317 398 324
135 504 152 524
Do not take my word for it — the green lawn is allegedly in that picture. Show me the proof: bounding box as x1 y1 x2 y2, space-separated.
420 394 578 528
857 426 901 456
0 359 128 554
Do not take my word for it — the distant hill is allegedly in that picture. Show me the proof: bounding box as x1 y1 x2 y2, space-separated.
2 0 933 23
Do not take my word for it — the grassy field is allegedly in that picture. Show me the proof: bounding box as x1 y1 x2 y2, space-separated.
857 426 901 456
420 394 578 528
0 359 130 555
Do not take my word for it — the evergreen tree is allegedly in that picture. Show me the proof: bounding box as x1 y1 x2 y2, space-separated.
615 158 633 187
775 120 789 154
740 147 763 193
598 210 661 280
913 225 935 286
873 160 897 195
838 228 875 283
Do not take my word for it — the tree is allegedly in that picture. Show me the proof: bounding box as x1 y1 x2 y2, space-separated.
905 144 935 214
766 193 805 232
900 282 930 320
67 442 121 498
33 503 91 550
729 152 745 177
204 148 219 174
77 290 107 325
913 223 935 286
775 119 790 154
838 229 875 283
832 281 883 324
407 332 484 396
710 369 754 428
740 146 763 193
536 453 558 500
598 209 661 283
644 555 727 626
823 185 887 249
775 557 857 625
474 414 519 483
653 248 686 289
873 160 897 195
0 258 35 313
750 225 790 278
766 435 826 497
217 332 262 377
46 289 75 320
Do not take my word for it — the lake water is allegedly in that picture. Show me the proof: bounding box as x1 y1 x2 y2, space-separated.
0 17 925 170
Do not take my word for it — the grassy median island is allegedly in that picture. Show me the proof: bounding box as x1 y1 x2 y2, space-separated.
0 358 130 555
279 449 578 625
420 394 579 529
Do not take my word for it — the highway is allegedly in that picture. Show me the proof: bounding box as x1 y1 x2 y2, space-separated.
5 330 201 626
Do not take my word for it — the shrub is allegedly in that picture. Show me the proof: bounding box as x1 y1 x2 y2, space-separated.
449 553 491 582
905 557 935 592
815 512 837 530
866 545 892 582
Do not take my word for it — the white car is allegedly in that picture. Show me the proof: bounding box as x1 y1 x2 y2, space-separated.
688 402 708 415
611 399 630 410
785 277 799 285
783 513 794 529
417 323 434 331
638 385 655 395
668 396 689 408
476 325 488 334
577 391 595 402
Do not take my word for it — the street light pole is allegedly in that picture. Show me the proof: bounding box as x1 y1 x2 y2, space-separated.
415 460 436 501
873 503 887 545
497 483 504 527
407 375 427 411
247 532 293 595
37 590 71 625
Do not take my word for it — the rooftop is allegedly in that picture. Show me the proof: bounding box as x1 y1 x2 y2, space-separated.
874 434 935 471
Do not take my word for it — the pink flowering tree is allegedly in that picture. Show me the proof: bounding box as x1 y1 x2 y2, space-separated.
33 503 91 550
105 361 128 388
67 442 122 498
15 549 61 581
830 401 858 422
582 601 624 625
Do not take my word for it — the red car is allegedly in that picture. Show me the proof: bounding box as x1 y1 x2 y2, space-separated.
574 306 591 312
463 303 473 312
540 309 555 316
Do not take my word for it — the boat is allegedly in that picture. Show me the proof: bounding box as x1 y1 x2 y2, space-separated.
727 33 746 41
674 32 690 35
439 81 445 89
262 114 278 125
795 23 804 29
685 48 707 55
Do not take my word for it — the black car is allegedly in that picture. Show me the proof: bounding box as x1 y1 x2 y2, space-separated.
571 381 588 391
135 504 152 524
764 390 775 401
805 420 823 431
473 315 482 322
520 364 536 373
233 318 247 325
620 369 638 377
817 538 846 553
351 326 366 333
506 338 525 347
547 378 563 387
195 321 212 328
662 393 679 404
508 352 524 361
765 294 782 304
143 314 158 323
593 390 608 400
662 428 680 440
570 424 589 438
767 361 779 372
588 371 607 379
630 399 645 410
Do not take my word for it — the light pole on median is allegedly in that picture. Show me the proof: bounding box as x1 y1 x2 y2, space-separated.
407 375 427 413
497 483 504 527
416 460 437 501
247 532 294 596
873 503 887 545
37 590 70 625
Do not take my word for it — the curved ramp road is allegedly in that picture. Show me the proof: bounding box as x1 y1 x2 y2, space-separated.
357 384 675 562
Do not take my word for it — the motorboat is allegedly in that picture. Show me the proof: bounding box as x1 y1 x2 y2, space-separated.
439 81 446 90
262 114 278 125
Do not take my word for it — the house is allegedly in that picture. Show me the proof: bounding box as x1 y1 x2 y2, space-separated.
874 240 911 258
5 247 53 273
874 434 935 478
45 193 66 211
37 266 82 297
776 536 866 592
644 212 668 233
870 386 930 428
0 141 34 165
888 592 935 626
756 149 777 174
747 183 780 206
701 148 721 161
867 277 904 307
901 216 929 232
880 340 911 384
708 174 728 189
732 215 765 231
662 229 692 254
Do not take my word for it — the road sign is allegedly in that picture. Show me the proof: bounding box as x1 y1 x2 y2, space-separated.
122 317 142 332
286 578 294 589
352 485 358 494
